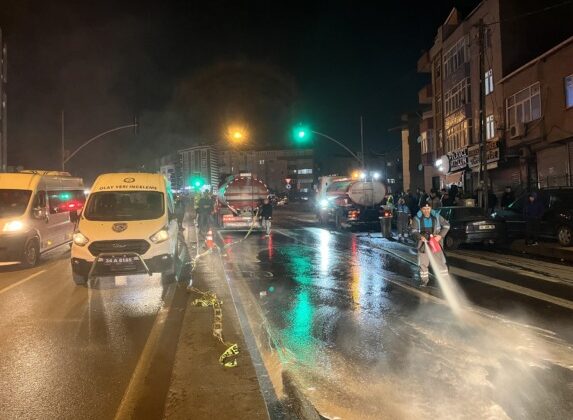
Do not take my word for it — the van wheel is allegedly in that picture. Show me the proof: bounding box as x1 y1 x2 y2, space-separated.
72 272 88 286
21 239 40 268
557 226 572 246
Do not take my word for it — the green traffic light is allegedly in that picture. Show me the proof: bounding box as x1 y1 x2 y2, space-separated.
189 175 205 190
293 124 311 143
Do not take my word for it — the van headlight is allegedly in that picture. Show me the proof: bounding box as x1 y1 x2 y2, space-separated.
72 232 89 246
3 220 25 232
150 228 169 244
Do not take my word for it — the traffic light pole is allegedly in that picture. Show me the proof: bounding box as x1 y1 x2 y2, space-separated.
311 130 364 166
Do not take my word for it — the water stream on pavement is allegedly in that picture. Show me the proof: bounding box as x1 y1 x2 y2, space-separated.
427 248 467 318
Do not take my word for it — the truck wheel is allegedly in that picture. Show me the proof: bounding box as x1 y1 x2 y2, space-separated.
72 272 88 286
21 238 40 268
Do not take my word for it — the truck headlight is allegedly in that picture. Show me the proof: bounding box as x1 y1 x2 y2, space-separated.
150 228 169 244
73 232 89 246
3 220 25 232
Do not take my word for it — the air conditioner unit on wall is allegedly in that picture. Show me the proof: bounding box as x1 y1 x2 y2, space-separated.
510 122 526 139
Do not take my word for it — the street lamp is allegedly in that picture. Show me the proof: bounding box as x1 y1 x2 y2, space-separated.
292 124 364 166
62 120 138 171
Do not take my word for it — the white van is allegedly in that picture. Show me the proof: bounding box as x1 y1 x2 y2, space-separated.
0 171 85 267
71 173 180 285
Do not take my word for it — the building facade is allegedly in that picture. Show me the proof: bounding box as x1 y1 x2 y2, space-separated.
178 145 219 191
218 148 314 194
417 0 573 199
0 28 7 172
400 113 425 193
500 37 573 190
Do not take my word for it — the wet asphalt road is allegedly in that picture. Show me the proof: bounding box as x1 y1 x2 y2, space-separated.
219 206 573 419
0 243 189 420
1 205 572 419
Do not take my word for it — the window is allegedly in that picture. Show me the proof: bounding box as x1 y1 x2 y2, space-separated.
421 130 434 155
506 82 541 131
445 119 471 152
485 69 494 95
48 190 86 214
298 168 313 175
443 36 469 77
0 189 32 217
444 78 471 115
566 75 573 109
84 191 164 221
486 115 495 140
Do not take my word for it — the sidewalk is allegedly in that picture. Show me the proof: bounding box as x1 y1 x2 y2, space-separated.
162 224 269 420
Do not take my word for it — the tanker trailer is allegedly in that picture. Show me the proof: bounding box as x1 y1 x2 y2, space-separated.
216 174 269 229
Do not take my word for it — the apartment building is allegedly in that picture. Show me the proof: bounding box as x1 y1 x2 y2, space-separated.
417 0 572 197
500 36 573 189
0 28 7 172
178 145 219 191
218 148 314 193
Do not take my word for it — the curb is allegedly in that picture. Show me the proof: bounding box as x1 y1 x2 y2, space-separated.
281 370 326 420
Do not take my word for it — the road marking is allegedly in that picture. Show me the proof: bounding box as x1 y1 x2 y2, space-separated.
0 270 47 295
451 267 573 311
114 284 176 420
365 240 573 312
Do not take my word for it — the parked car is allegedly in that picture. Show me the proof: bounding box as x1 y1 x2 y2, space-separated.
436 206 502 250
492 187 573 246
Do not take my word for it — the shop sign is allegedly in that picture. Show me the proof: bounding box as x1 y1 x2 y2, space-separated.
468 145 480 168
447 147 468 172
486 139 500 164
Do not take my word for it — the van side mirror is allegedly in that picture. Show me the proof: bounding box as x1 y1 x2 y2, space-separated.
33 207 47 220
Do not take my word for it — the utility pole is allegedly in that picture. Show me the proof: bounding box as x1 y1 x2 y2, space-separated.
478 19 489 210
61 110 65 172
360 116 365 171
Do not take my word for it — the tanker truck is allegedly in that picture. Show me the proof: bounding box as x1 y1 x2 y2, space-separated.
216 174 270 229
316 176 388 230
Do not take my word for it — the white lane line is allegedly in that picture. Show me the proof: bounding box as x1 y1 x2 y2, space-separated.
369 243 573 311
114 284 176 420
0 270 47 295
451 267 573 311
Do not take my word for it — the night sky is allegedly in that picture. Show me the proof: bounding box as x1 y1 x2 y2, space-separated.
1 0 479 181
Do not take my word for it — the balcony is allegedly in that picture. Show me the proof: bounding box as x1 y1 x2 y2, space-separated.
418 84 433 105
419 117 434 134
417 51 431 73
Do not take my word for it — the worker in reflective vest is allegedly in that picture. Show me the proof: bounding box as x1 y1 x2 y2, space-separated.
411 202 450 286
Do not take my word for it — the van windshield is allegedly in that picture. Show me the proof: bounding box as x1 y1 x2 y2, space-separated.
0 189 32 217
84 191 164 221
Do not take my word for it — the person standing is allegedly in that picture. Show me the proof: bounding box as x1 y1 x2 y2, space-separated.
500 186 515 209
260 197 273 236
524 192 544 246
396 195 410 242
411 202 450 286
429 189 442 209
196 191 214 235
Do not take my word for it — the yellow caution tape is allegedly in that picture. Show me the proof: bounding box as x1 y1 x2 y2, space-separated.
189 287 239 368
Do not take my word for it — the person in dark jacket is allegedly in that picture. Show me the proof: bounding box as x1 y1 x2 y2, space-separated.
500 186 515 209
260 197 273 236
524 192 544 246
196 191 213 235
